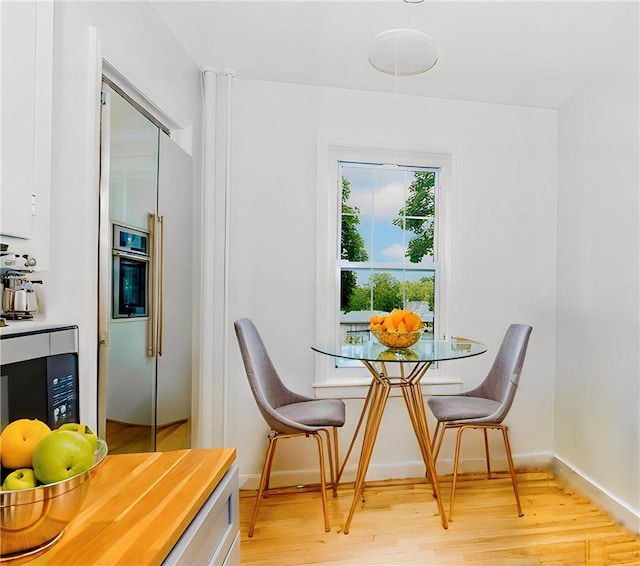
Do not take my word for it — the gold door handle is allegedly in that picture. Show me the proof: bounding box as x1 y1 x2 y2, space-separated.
158 214 165 357
147 213 156 357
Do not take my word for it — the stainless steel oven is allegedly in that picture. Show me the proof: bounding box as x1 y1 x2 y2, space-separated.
112 223 150 319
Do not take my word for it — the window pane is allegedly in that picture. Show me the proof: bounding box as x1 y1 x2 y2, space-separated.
371 217 405 263
340 267 373 312
341 165 374 215
341 213 371 261
371 168 406 217
341 268 435 316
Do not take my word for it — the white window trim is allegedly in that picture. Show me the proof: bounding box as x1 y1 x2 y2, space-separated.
313 132 464 396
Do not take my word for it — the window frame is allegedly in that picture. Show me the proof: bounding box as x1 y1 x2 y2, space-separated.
314 133 463 395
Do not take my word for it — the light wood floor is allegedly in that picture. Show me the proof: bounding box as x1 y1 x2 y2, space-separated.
239 471 640 565
105 419 191 454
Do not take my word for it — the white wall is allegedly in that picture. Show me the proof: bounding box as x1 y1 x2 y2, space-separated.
555 48 640 529
44 1 202 432
227 79 558 486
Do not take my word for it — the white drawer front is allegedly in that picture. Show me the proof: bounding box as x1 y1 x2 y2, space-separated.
164 464 240 566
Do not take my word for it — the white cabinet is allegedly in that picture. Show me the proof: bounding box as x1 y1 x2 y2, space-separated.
0 0 53 253
163 464 240 566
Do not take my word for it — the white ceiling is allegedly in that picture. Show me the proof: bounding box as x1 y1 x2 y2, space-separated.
152 0 638 109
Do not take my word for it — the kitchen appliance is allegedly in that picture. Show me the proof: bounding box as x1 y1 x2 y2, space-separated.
112 223 150 319
1 271 39 320
98 81 193 453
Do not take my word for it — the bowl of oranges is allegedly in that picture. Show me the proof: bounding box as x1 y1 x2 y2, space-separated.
370 309 425 349
0 418 108 560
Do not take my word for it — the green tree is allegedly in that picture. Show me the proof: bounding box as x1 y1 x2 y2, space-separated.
346 284 371 312
371 273 403 312
405 277 435 312
340 177 368 311
393 171 436 263
347 272 403 313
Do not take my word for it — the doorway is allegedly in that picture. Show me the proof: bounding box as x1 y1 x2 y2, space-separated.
98 78 193 454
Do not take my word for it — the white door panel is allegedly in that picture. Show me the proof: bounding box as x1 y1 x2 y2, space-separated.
156 132 193 426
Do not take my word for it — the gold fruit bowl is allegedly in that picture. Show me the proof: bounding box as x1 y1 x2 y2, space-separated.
372 326 425 349
0 438 108 560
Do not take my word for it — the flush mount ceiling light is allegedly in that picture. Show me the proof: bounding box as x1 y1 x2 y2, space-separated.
368 28 438 76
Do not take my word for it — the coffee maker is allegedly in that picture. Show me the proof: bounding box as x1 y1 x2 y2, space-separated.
1 270 39 320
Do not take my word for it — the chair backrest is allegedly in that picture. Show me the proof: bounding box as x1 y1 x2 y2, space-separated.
234 318 314 435
465 323 532 423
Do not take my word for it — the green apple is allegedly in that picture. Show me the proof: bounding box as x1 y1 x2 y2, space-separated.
32 430 94 485
2 468 38 491
57 423 98 451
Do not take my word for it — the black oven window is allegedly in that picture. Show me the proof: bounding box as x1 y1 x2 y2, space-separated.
114 256 148 318
118 231 147 255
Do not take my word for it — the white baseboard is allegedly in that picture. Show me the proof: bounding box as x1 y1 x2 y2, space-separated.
238 452 553 491
551 456 640 535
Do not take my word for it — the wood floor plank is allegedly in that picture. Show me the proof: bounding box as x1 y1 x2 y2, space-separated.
239 471 640 565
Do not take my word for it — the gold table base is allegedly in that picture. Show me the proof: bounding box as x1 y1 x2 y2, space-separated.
338 359 448 533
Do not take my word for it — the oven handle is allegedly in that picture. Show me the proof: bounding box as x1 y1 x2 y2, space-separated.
112 250 150 262
147 213 156 357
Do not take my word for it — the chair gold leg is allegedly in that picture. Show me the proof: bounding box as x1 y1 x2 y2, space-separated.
448 425 466 522
313 432 331 532
249 434 279 537
318 427 339 498
263 431 278 492
483 428 492 478
332 426 340 497
500 425 523 517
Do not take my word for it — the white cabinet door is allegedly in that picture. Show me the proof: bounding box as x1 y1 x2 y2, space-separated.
0 0 53 243
1 1 36 238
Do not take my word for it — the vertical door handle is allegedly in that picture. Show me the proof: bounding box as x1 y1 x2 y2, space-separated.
158 214 165 357
147 213 156 357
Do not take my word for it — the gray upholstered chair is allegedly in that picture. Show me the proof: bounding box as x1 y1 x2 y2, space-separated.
234 318 346 537
427 323 532 521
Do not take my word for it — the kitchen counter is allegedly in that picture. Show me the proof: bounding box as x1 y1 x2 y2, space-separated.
16 448 238 565
0 316 77 337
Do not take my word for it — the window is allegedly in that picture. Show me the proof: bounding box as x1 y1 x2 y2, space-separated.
338 162 439 364
314 135 459 390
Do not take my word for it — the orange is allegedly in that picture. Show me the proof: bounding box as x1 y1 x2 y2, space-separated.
390 309 409 327
382 316 395 331
1 418 52 469
404 312 422 331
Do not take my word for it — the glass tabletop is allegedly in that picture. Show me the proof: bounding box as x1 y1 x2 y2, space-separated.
312 336 487 363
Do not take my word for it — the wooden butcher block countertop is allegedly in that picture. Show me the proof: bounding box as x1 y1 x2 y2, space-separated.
23 447 237 565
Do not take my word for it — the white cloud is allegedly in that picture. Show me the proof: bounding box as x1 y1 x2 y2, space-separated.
380 243 406 262
350 181 406 217
373 182 405 216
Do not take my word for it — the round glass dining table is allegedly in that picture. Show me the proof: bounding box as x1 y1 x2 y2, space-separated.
312 337 487 533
